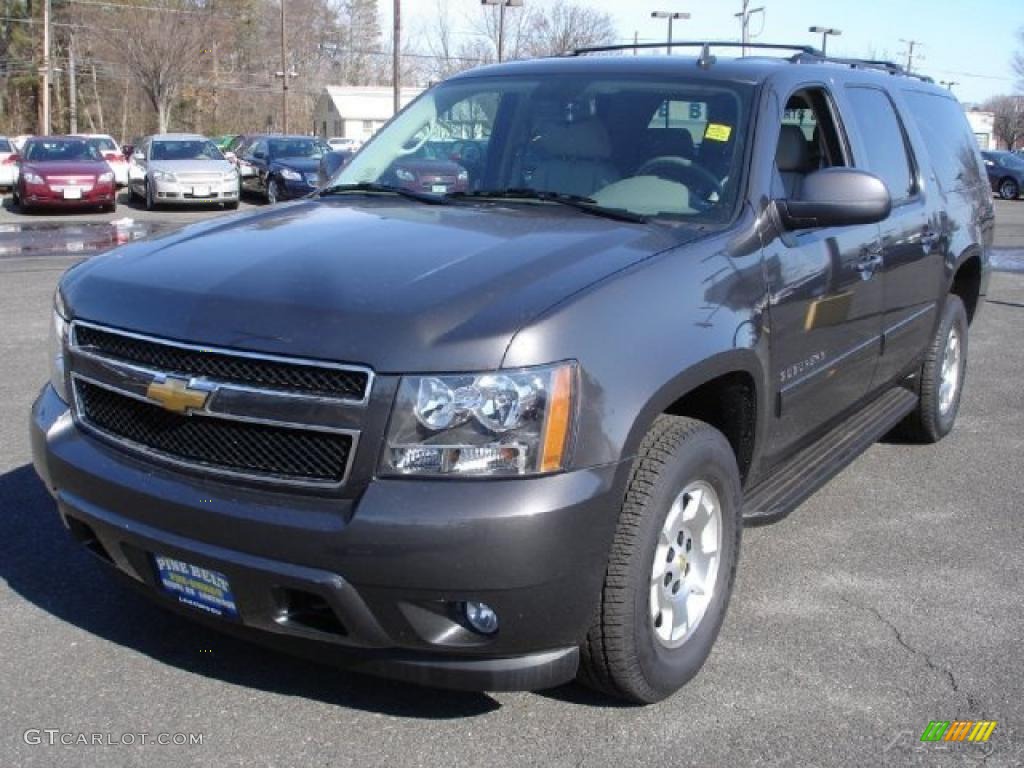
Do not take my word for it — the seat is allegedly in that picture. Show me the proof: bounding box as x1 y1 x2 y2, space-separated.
530 119 620 198
776 124 813 198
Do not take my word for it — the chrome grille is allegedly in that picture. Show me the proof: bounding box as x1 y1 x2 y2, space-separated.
68 321 371 488
74 324 369 401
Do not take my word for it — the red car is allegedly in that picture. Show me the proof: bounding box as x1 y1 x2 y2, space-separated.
390 158 469 195
13 136 117 213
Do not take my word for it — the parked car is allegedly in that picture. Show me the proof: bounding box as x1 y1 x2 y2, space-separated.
240 135 330 203
13 135 116 212
384 152 470 195
224 133 266 176
317 149 353 186
980 150 1024 200
0 135 20 189
327 137 361 152
74 134 129 186
32 45 991 703
127 133 239 210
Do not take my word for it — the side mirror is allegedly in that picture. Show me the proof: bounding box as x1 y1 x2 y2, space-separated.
775 168 891 230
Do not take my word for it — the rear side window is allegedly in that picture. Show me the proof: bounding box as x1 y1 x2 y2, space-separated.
903 90 984 193
844 86 916 203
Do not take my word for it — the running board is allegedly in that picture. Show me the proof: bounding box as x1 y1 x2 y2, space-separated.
743 387 918 525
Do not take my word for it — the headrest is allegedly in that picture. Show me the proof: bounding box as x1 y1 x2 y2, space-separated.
776 124 811 173
536 120 612 159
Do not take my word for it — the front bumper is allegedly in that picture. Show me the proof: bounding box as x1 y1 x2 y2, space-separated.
278 177 318 199
30 385 625 691
152 178 239 204
22 183 116 208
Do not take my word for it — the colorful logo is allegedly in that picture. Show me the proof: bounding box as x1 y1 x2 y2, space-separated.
920 720 997 743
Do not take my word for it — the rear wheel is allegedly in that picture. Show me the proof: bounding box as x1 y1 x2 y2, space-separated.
899 295 968 443
999 178 1019 200
578 415 742 703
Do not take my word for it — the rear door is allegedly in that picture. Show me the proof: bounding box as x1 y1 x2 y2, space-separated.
841 86 943 388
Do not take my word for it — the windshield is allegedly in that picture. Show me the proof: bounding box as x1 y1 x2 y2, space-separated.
25 140 101 162
150 140 224 161
87 137 118 152
336 74 752 222
268 138 328 159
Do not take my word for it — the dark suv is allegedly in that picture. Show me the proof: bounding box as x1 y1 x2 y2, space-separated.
31 44 992 703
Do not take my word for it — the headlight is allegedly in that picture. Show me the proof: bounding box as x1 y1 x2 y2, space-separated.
23 171 44 185
395 167 416 182
98 171 114 183
280 168 302 181
49 290 70 403
381 362 576 477
152 170 176 182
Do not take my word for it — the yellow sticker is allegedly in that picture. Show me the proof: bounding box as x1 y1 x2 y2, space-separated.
705 123 733 142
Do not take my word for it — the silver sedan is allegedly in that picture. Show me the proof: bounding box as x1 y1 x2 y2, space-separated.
128 134 240 210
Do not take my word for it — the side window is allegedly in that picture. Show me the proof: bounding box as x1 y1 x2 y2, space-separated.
843 87 916 203
774 87 848 199
903 90 984 193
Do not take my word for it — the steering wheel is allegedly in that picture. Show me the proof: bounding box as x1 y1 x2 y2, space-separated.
635 156 723 203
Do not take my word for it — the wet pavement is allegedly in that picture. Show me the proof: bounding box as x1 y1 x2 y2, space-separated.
0 219 175 259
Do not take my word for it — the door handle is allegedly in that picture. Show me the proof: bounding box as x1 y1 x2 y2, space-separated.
856 251 883 279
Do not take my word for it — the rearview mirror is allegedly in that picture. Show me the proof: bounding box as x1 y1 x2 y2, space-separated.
775 168 891 230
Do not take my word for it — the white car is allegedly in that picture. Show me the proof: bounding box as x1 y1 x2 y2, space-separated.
74 134 129 186
327 137 361 152
128 134 239 210
0 136 19 189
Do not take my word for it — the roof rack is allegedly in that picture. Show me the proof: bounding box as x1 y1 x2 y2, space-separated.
569 41 820 57
568 41 935 83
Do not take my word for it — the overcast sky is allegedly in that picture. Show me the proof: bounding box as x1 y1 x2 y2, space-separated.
382 0 1020 105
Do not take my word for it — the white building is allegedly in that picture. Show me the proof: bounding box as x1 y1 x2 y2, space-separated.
312 86 425 141
965 109 995 150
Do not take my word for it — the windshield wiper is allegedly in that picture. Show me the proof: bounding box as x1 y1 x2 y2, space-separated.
319 182 451 205
447 188 648 223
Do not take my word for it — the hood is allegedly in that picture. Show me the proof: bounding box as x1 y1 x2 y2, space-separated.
272 156 321 173
148 159 234 175
62 199 685 372
28 160 108 177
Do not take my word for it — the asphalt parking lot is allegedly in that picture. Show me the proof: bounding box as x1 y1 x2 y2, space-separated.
1 200 1023 767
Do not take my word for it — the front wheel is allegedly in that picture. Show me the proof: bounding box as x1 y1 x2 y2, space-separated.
899 295 968 443
999 178 1019 200
145 180 156 211
578 415 742 703
266 178 280 205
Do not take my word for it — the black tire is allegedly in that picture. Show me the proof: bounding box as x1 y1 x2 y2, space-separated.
899 295 969 443
578 415 742 704
266 177 280 205
127 182 139 203
224 200 239 210
145 180 156 211
999 178 1019 200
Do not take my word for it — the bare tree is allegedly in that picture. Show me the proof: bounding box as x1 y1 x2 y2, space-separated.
523 0 616 57
1014 28 1024 90
93 0 208 133
984 95 1024 151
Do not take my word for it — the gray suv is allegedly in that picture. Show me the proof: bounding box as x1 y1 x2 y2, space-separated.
32 43 992 703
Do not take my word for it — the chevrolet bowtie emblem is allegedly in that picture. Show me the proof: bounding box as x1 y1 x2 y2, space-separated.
146 376 211 414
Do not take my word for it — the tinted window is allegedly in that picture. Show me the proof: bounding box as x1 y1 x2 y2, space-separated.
902 90 983 193
87 137 117 152
150 140 223 161
24 140 101 162
267 138 327 159
844 87 915 203
0 139 11 153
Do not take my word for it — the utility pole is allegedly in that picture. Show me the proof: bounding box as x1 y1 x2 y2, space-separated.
481 0 523 63
651 11 691 55
68 34 77 134
393 0 400 116
633 31 639 56
41 0 51 135
808 26 841 56
280 0 288 132
899 38 922 73
734 0 764 57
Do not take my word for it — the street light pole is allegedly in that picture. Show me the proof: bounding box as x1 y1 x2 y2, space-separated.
280 0 288 132
393 0 401 116
651 11 691 55
42 0 51 135
940 80 959 92
733 0 764 57
481 0 523 63
808 26 841 56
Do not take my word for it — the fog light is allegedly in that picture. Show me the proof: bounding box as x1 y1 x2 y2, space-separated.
463 601 499 635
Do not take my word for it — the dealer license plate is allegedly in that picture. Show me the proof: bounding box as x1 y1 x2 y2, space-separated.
191 186 211 197
63 188 82 200
154 555 238 618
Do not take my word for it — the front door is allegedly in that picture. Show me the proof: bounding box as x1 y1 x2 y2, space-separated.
762 87 885 461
